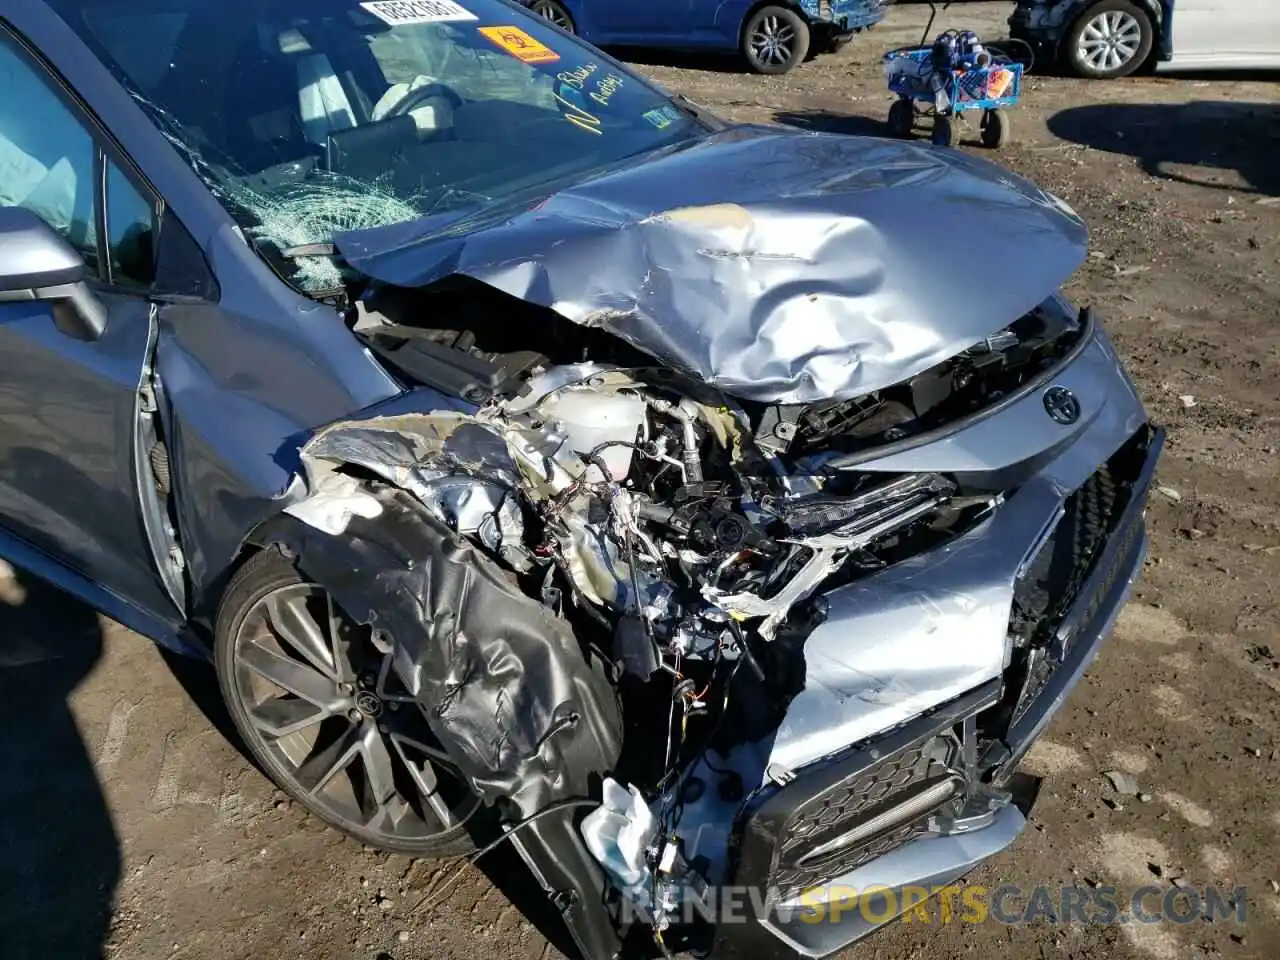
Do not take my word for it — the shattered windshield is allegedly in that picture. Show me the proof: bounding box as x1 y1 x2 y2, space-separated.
51 0 701 292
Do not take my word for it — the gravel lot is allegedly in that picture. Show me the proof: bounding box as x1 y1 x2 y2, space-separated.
2 4 1278 959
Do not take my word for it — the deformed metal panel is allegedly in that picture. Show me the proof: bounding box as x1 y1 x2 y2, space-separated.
277 489 623 818
335 126 1088 405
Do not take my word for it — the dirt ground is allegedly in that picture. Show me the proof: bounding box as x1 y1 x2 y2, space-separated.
2 4 1278 960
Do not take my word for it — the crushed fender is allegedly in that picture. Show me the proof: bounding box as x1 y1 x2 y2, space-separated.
280 486 622 817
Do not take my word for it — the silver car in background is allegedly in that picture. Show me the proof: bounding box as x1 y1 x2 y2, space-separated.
1011 0 1280 79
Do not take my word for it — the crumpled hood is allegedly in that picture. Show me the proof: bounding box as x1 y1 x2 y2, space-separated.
336 126 1087 404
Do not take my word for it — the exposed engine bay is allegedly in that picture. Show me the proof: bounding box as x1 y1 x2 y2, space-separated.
327 281 1087 688
263 279 1127 957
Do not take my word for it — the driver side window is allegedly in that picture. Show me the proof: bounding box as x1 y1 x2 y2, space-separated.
0 34 99 271
0 32 156 290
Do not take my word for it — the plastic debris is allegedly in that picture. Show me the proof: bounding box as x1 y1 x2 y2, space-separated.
1104 770 1140 796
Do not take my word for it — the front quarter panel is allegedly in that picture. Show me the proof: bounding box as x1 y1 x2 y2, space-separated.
154 299 402 619
713 0 756 40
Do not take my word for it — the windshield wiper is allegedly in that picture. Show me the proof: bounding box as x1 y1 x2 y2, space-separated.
280 242 338 258
671 93 725 130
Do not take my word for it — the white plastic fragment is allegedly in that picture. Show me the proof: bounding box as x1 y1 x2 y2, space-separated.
580 778 658 890
1104 770 1140 796
284 473 384 534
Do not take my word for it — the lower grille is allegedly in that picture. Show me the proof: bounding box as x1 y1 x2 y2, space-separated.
770 735 959 897
731 684 999 915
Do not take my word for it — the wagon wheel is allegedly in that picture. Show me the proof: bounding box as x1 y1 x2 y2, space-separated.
888 99 914 138
931 114 958 148
981 109 1011 149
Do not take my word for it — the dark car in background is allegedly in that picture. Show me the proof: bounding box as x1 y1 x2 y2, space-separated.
520 0 889 73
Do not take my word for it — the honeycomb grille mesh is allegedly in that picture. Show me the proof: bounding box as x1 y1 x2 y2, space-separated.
771 741 951 896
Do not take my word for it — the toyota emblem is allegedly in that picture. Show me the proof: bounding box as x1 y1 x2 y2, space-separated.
1043 386 1081 425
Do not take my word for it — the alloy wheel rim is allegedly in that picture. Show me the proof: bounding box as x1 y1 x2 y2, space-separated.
750 16 796 66
1077 10 1142 71
232 584 478 842
534 1 571 29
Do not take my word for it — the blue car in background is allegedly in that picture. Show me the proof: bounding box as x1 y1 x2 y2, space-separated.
520 0 890 73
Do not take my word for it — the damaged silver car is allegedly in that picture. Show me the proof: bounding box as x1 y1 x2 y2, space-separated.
4 1 1160 957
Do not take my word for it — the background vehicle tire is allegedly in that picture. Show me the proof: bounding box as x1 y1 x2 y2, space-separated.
1064 0 1153 79
888 98 914 138
981 108 1010 148
530 0 575 33
931 115 958 148
743 6 810 74
215 548 481 856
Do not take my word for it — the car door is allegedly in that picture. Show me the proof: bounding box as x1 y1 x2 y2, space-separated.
0 27 179 621
1170 0 1280 65
587 0 699 44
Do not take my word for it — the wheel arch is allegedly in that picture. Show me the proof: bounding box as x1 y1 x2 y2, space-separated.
205 508 310 616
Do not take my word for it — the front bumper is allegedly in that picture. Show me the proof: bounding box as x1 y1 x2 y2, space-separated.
710 317 1161 958
1008 0 1082 48
804 0 889 31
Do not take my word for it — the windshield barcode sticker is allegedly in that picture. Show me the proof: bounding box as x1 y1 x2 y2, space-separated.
360 1 478 25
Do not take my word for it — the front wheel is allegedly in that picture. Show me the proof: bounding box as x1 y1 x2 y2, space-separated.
530 0 575 33
215 549 482 855
1064 0 1153 79
743 6 810 75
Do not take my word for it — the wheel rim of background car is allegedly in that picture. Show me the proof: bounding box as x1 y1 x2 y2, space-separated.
750 15 797 67
533 0 572 30
231 583 480 843
1076 9 1144 73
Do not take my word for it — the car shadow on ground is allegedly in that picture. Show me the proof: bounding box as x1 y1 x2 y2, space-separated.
157 634 593 960
1048 101 1280 197
0 567 118 960
156 644 257 768
774 108 896 137
612 45 752 74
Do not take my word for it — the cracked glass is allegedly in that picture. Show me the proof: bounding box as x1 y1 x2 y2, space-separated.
50 0 700 293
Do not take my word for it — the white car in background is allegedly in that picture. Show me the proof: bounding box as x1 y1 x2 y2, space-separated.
1010 0 1280 79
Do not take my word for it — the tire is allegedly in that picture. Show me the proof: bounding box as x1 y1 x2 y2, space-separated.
743 6 810 75
1064 0 1153 80
981 109 1010 148
888 99 914 138
530 0 574 33
215 548 481 856
931 114 958 148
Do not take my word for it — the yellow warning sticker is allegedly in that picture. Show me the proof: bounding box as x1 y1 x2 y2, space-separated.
478 25 561 64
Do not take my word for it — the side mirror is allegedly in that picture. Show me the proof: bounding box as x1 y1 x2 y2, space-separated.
0 206 107 341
